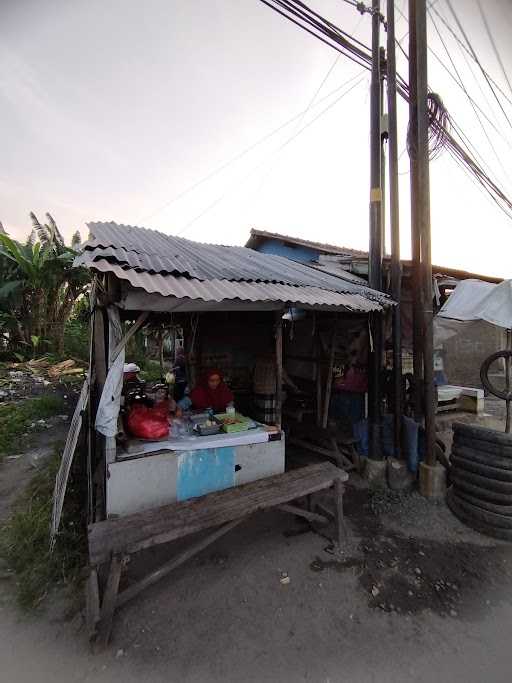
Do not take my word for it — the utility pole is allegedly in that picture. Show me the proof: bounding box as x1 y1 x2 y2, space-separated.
368 0 383 463
410 0 442 496
408 0 424 423
387 0 402 458
415 0 436 469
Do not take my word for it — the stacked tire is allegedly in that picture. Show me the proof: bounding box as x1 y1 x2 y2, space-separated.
447 422 512 540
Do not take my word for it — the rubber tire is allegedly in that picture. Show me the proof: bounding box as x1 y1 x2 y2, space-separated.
480 350 512 401
454 435 512 459
447 488 512 541
452 445 512 471
455 488 512 516
453 421 512 447
448 489 512 529
450 453 512 482
450 466 512 494
451 473 512 505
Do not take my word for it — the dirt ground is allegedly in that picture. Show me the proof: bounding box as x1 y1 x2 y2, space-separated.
1 407 512 683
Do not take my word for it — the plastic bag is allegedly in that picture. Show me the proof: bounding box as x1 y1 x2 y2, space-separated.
126 403 169 440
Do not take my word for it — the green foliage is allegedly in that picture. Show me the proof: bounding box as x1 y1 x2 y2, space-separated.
139 359 163 383
0 213 90 358
0 395 65 459
0 448 86 609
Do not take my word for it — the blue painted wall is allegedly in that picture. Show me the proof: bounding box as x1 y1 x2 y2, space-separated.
255 240 319 264
177 447 235 501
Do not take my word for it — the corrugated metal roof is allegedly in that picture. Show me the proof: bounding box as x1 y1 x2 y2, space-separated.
85 258 382 312
79 221 391 304
245 227 368 257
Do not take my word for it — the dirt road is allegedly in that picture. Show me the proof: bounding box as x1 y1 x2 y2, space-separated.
1 421 512 682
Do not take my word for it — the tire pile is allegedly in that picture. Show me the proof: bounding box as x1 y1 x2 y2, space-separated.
447 422 512 541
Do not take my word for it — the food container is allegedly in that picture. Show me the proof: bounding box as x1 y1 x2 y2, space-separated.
194 417 222 436
215 412 251 433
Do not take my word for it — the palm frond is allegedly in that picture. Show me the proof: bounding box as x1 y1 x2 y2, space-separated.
30 212 50 245
45 213 65 247
71 230 82 250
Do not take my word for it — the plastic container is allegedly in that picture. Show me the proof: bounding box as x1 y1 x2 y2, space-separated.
216 412 251 433
194 420 222 436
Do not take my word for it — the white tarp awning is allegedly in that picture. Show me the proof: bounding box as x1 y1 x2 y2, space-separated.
438 278 510 329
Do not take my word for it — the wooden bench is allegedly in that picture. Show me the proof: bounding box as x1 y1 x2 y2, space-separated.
87 461 348 649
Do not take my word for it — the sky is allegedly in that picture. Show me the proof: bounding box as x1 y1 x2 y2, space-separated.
1 0 512 277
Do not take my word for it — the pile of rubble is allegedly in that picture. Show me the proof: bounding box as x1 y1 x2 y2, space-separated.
0 358 86 403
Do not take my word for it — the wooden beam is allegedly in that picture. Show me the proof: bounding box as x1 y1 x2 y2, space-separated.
109 311 149 365
116 518 244 609
277 503 329 525
322 327 337 428
316 331 323 427
275 312 283 429
95 554 126 650
93 309 107 391
85 568 100 642
334 478 347 550
288 436 355 471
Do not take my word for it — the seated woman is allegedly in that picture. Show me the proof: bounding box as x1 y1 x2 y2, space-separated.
189 369 234 413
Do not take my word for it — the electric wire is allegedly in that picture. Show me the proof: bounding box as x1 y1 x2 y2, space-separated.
476 0 512 101
175 75 366 235
428 6 512 183
429 3 512 109
138 70 363 222
444 0 512 132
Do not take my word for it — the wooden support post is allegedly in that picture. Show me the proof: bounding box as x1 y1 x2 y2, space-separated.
275 311 283 429
322 327 337 428
93 309 107 392
316 332 323 426
95 554 126 650
116 519 244 609
86 568 100 642
334 478 347 550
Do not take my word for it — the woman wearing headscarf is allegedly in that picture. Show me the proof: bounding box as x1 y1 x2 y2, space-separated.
189 369 234 412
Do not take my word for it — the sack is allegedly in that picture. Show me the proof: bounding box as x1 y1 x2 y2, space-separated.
126 403 169 440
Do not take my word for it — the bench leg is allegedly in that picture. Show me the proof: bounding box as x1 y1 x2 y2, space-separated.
95 554 126 651
334 478 348 551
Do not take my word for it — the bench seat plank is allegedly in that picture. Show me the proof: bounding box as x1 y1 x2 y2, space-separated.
89 462 347 565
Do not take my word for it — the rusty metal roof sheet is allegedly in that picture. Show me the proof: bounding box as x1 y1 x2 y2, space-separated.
76 222 392 311
78 222 390 303
85 258 382 312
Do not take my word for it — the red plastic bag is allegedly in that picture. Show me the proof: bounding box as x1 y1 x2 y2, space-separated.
126 403 169 440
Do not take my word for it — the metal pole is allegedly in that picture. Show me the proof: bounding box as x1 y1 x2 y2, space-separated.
387 0 402 459
408 0 424 422
368 0 382 460
415 0 436 467
380 46 387 244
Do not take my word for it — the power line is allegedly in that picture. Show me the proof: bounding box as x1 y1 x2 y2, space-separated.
427 6 511 185
259 0 512 224
476 0 512 101
395 1 512 152
444 0 512 132
429 3 512 109
138 70 363 222
175 75 366 235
